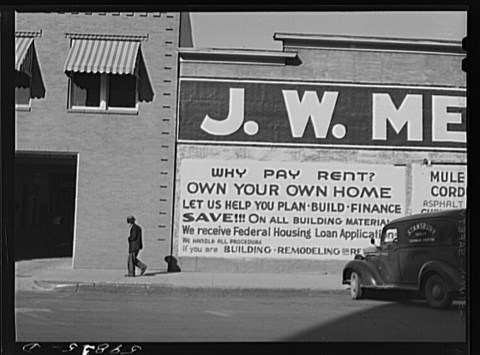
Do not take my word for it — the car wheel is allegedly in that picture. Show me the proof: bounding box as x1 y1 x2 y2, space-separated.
425 274 453 309
350 271 363 300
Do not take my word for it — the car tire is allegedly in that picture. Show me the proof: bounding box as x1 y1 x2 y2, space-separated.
425 274 453 309
350 271 363 300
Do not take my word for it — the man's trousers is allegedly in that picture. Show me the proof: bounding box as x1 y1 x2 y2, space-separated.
127 251 147 276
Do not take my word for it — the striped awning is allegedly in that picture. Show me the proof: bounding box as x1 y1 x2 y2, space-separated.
15 37 35 76
64 39 141 75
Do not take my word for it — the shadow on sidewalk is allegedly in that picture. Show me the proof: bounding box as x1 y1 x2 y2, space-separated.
142 271 169 277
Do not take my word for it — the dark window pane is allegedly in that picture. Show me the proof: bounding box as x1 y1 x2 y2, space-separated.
108 74 136 108
71 73 100 107
16 86 31 106
15 71 31 105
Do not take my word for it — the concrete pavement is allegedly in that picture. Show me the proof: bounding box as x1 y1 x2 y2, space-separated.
15 257 347 296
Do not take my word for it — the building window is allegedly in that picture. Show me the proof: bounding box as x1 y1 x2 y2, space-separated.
15 71 32 107
109 74 137 108
70 73 101 107
15 31 46 109
69 73 138 111
64 33 152 113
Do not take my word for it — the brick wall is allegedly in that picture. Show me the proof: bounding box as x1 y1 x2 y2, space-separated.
15 12 185 269
180 46 465 88
175 39 466 272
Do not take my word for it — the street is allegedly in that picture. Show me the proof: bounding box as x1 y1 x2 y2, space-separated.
15 290 466 343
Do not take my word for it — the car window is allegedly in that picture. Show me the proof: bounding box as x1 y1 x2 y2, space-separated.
381 228 398 249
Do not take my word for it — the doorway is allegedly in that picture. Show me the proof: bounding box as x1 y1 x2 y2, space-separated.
14 153 77 260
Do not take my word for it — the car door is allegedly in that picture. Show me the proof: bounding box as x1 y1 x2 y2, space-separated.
375 226 402 284
396 221 424 285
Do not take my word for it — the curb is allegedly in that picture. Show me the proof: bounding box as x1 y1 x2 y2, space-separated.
32 280 347 296
33 280 78 292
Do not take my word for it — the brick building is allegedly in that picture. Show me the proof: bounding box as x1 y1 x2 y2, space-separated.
176 34 466 272
14 12 193 269
15 13 466 273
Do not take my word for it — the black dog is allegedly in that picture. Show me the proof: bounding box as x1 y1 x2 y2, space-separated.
165 256 181 272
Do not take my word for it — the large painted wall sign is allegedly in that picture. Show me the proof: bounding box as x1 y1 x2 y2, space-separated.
177 159 406 260
178 79 466 150
411 164 467 214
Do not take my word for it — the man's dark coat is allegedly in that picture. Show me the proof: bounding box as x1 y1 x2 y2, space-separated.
128 223 143 253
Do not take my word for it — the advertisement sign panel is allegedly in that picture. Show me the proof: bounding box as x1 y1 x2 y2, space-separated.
178 79 466 150
178 159 406 260
411 164 467 214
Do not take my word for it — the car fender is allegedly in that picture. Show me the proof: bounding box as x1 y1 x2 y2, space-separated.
342 260 385 287
418 260 463 292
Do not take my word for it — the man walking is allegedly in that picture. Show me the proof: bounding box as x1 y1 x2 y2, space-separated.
126 215 147 277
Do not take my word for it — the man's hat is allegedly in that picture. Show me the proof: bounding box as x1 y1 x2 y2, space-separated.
127 215 136 222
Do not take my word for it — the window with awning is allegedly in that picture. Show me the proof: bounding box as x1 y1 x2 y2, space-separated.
16 36 35 77
64 33 153 111
15 31 45 108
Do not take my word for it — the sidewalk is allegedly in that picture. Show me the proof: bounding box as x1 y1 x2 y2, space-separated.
15 257 347 296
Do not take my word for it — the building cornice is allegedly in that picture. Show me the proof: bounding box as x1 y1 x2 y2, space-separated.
16 30 42 38
65 32 149 41
179 48 299 65
274 33 464 55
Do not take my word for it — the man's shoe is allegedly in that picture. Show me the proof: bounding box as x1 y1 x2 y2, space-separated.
124 274 135 277
140 267 147 276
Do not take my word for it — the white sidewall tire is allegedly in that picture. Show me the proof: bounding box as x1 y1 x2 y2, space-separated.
350 271 363 300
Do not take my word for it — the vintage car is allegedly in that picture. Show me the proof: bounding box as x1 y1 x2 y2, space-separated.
342 209 466 309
